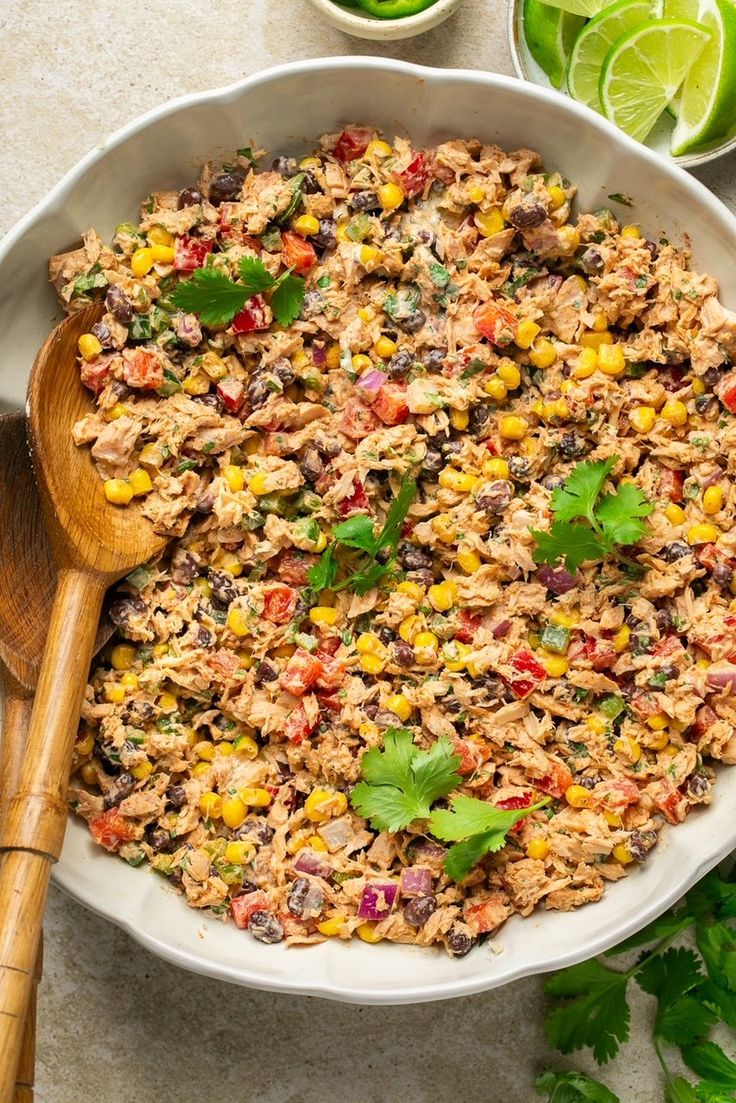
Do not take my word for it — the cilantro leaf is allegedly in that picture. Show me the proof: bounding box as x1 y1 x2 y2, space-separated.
169 267 249 327
350 729 461 833
531 521 608 572
551 458 616 524
237 254 279 298
429 794 549 881
665 1078 700 1103
271 271 306 327
306 545 338 591
332 514 377 554
657 997 718 1047
545 959 631 1064
597 482 654 546
535 1070 621 1103
700 980 736 1029
682 1043 736 1090
696 923 736 992
637 947 704 1007
376 475 418 554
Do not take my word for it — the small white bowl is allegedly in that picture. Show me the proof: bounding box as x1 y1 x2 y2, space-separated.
306 0 465 40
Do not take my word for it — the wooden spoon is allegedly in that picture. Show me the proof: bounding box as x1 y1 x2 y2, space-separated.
0 307 166 1099
0 412 114 1100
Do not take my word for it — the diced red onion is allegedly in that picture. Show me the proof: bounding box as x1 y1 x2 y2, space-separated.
293 848 333 879
706 664 736 692
410 841 446 865
492 619 512 639
174 312 202 347
312 345 326 366
702 468 725 489
536 564 577 594
400 866 433 898
358 880 398 921
356 369 388 399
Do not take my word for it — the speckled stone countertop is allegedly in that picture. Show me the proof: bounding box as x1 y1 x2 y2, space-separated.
2 3 735 1100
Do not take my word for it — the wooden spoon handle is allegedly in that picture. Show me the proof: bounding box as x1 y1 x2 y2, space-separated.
0 688 41 1103
0 568 105 1102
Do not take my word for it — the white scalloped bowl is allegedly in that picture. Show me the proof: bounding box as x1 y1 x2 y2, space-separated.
2 58 735 1004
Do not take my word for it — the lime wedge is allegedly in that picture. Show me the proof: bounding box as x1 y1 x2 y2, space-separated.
566 0 655 111
670 0 736 155
534 0 610 18
524 0 585 87
599 19 712 142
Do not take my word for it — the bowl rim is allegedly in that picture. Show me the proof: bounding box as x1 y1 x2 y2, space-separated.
306 0 464 30
5 55 736 1003
505 0 736 170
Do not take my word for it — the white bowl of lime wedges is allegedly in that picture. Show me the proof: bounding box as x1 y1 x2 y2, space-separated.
509 0 736 166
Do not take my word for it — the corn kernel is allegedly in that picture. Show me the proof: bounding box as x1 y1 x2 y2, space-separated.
223 464 245 493
691 376 705 395
111 643 136 671
443 641 470 672
438 468 477 493
613 843 635 864
428 580 458 612
317 916 346 937
105 402 128 421
360 245 380 266
309 606 339 626
580 330 613 350
357 306 375 323
374 336 397 359
603 810 623 827
529 338 557 369
497 360 522 388
150 243 175 264
103 478 133 506
661 399 687 426
226 608 249 638
396 580 423 601
335 219 350 243
431 513 456 543
239 787 272 808
457 549 482 574
687 523 718 545
128 468 152 497
217 744 234 757
299 156 322 168
664 503 685 525
130 759 153 781
621 224 642 239
614 736 642 764
703 486 723 515
483 457 510 480
548 185 566 210
225 841 255 865
450 408 469 431
78 333 102 361
352 353 373 374
613 625 631 653
233 734 259 758
221 796 247 829
305 789 347 822
147 225 174 247
104 682 126 705
248 472 270 496
325 344 341 369
120 672 139 691
500 415 528 440
387 694 413 722
153 643 170 659
542 654 569 678
483 376 508 402
515 320 541 350
199 792 222 819
630 406 656 434
195 741 215 761
307 834 329 851
566 784 593 808
587 715 607 734
200 352 228 380
366 139 393 158
647 713 669 730
378 182 404 211
597 344 626 376
192 762 211 780
356 632 385 656
272 643 295 659
414 631 439 651
131 247 155 277
648 730 670 751
550 611 579 627
292 214 320 236
526 838 550 860
182 371 210 396
572 347 598 379
76 731 95 757
591 312 609 333
474 208 505 237
399 615 423 644
360 653 386 675
80 761 99 786
356 921 384 943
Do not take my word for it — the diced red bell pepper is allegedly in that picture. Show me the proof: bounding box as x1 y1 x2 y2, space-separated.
395 152 430 198
653 783 688 824
693 704 718 736
276 551 313 586
658 468 684 503
570 635 617 671
473 300 517 347
495 794 533 811
231 294 270 334
651 635 685 659
717 373 736 413
455 611 482 644
464 895 510 933
504 649 547 699
283 702 316 744
629 692 662 720
342 398 379 440
174 235 212 272
373 383 409 426
333 126 374 163
452 738 484 777
338 477 370 517
206 649 241 681
535 760 574 800
263 583 298 625
696 543 733 573
230 890 269 930
279 648 324 697
122 348 164 391
80 356 112 394
594 778 640 810
281 231 317 274
316 691 342 712
216 377 245 414
89 808 136 852
314 654 345 690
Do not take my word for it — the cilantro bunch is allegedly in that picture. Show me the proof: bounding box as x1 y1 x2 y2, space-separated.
307 475 417 596
170 255 305 328
537 864 736 1103
531 457 653 573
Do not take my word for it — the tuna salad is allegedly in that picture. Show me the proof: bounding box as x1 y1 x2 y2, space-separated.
55 126 736 956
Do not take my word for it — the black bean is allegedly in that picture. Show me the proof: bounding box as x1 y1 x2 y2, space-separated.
423 348 447 370
377 627 396 646
479 675 513 703
364 704 379 720
398 310 426 334
317 436 342 458
580 247 604 275
170 549 201 585
102 772 136 809
542 475 565 491
374 709 402 728
476 479 513 515
109 598 146 632
559 432 589 459
254 660 279 685
300 290 325 319
421 449 444 476
105 285 133 323
248 911 284 943
696 395 719 418
166 785 187 810
178 186 202 209
577 776 597 791
148 828 175 854
91 320 112 347
508 201 547 229
713 562 734 587
444 927 475 957
238 820 274 846
628 830 657 862
626 613 644 629
643 239 658 257
122 700 154 725
348 190 379 211
687 774 710 799
300 448 324 482
655 608 674 635
313 219 336 250
192 393 223 413
292 599 308 621
302 171 320 195
387 349 414 377
468 405 490 435
109 379 132 401
703 365 723 389
246 375 270 410
208 172 245 205
658 662 680 681
403 895 437 927
272 156 298 177
508 457 530 481
288 878 313 916
409 568 435 589
660 542 692 562
196 626 214 648
209 571 239 608
398 543 433 571
393 640 415 667
195 491 215 515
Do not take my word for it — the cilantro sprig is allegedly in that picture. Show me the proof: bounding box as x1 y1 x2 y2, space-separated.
170 255 305 328
350 728 462 833
429 794 550 881
538 863 736 1103
531 456 653 573
307 474 417 596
